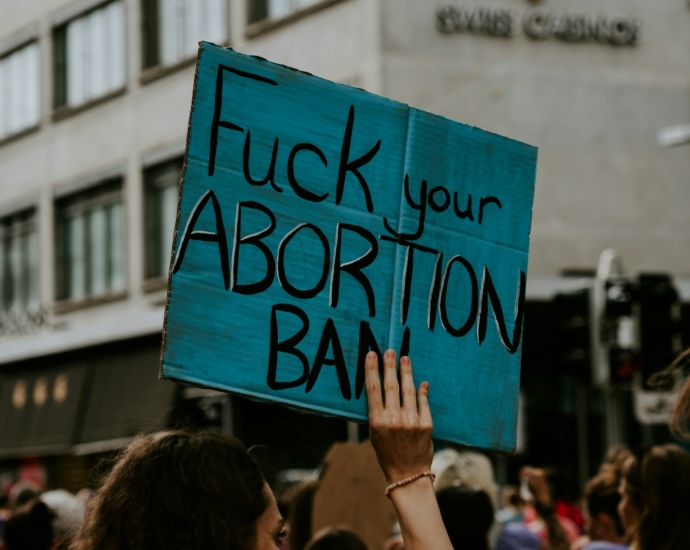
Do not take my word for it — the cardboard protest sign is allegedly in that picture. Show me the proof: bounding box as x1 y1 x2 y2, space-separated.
161 42 537 451
312 441 396 550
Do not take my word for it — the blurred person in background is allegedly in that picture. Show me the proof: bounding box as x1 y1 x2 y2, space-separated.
618 445 690 550
431 448 500 545
520 467 574 550
572 450 631 550
285 480 318 550
304 527 367 550
436 485 494 550
2 489 85 550
497 485 526 526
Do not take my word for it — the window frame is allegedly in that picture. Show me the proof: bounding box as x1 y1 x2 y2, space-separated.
245 0 346 39
0 208 39 314
55 179 127 309
139 0 230 85
0 40 42 145
143 157 182 287
52 0 127 120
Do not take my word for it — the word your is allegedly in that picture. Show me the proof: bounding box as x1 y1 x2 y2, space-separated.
437 5 641 46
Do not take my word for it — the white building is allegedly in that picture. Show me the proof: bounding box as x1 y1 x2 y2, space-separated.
0 0 688 488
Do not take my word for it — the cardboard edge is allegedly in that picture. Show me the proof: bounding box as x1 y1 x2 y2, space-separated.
159 42 205 379
160 368 370 423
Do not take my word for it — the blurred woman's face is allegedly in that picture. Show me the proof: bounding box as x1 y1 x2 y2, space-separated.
254 484 287 550
617 479 641 537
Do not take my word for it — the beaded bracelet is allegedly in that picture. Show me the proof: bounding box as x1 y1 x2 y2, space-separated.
385 471 436 499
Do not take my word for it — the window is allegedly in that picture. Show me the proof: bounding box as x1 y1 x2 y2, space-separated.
0 210 38 312
248 0 323 24
0 42 40 140
142 0 227 70
56 182 125 301
144 158 181 279
53 1 126 109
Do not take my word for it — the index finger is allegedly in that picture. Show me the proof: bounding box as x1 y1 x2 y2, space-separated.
364 351 383 416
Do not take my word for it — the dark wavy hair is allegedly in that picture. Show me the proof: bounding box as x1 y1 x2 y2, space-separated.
70 430 268 550
585 449 630 538
623 444 690 550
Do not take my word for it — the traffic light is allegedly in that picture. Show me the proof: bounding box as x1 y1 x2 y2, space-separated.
637 274 682 389
603 277 636 385
552 287 592 381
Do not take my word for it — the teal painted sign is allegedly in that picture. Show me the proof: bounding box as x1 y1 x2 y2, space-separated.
162 42 537 451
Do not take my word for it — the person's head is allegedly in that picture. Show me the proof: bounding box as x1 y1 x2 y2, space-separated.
585 456 629 544
431 448 498 511
70 429 286 550
40 489 86 549
2 498 53 550
286 480 318 550
436 485 494 550
650 346 690 439
619 444 690 550
304 527 368 550
500 485 524 510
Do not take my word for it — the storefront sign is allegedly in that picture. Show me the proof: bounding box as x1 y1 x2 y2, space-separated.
437 5 641 46
162 43 537 451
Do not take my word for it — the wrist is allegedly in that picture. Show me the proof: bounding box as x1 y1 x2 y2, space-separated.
386 471 436 499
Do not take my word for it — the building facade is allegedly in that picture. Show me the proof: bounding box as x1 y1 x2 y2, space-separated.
0 0 688 489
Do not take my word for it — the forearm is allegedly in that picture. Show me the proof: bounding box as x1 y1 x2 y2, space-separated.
389 477 453 550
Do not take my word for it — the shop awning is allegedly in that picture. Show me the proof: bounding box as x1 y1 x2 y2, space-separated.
0 336 179 458
0 365 87 458
75 344 178 453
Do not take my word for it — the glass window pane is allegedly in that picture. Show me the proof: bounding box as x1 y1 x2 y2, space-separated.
0 58 6 138
268 0 293 20
88 207 107 296
108 1 126 90
67 214 85 300
8 232 22 311
160 184 178 277
107 202 125 291
26 43 40 128
8 51 22 134
26 230 38 307
90 8 107 99
0 231 5 310
184 0 201 59
207 0 227 45
160 0 179 65
67 18 85 106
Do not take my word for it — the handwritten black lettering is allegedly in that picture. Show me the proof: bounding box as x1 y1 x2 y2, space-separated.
172 189 230 290
277 223 330 299
267 303 311 390
287 143 329 202
336 105 380 213
231 201 276 295
476 267 526 353
306 318 351 400
478 196 502 225
440 255 478 337
243 130 282 193
209 65 277 177
330 223 378 318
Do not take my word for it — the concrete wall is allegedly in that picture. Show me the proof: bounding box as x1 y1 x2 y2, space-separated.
380 0 690 278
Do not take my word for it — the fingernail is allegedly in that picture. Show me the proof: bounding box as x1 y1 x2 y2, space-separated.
401 356 410 367
385 349 396 358
367 351 377 360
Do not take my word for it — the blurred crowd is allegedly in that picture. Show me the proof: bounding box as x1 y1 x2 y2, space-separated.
0 438 688 550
